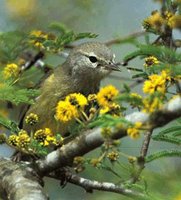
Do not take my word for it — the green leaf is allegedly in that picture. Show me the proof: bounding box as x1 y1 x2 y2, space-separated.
0 114 19 133
0 84 39 105
0 31 28 62
49 22 70 34
146 150 181 163
89 115 131 128
116 93 143 107
123 44 181 64
157 126 181 135
132 72 148 79
75 32 98 40
123 84 131 93
152 135 181 145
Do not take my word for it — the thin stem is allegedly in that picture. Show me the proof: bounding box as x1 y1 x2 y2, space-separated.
105 31 146 46
140 129 153 158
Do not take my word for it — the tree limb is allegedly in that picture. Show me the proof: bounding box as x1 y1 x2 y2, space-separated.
0 158 48 200
36 96 181 175
68 173 149 199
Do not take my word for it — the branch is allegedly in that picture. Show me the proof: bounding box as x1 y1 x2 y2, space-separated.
0 158 48 200
140 130 153 158
47 170 149 199
129 129 153 184
36 96 181 175
105 30 146 46
68 173 149 199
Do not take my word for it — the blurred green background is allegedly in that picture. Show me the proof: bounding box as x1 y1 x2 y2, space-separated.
0 0 180 199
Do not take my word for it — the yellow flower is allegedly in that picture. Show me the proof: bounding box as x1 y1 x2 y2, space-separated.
17 130 30 149
88 94 97 102
143 97 163 113
129 92 143 108
30 30 49 49
135 122 142 129
127 122 142 139
34 42 45 49
73 156 85 165
144 56 160 67
143 11 164 31
99 103 120 116
168 15 181 29
3 63 20 79
90 158 101 167
107 151 119 162
101 127 112 138
163 11 181 29
30 30 48 39
164 11 174 21
97 85 119 107
143 70 170 94
65 93 88 108
127 128 140 139
56 100 78 123
99 106 110 115
174 193 181 200
25 113 39 125
8 134 18 146
34 128 56 146
130 93 142 99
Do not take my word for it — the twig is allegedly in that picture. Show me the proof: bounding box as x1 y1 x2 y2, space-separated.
48 170 148 199
129 129 153 184
140 129 153 158
105 31 146 46
68 173 148 199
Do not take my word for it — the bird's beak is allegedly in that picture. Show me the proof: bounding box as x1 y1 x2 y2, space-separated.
106 62 121 72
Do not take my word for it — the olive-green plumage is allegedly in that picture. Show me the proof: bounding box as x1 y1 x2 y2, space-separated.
23 42 120 135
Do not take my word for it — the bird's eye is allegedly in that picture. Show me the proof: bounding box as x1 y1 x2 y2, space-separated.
89 56 97 63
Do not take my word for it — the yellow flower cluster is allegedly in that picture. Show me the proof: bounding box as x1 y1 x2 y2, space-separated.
7 127 62 154
127 122 142 139
97 85 119 107
143 70 170 94
30 30 48 39
144 56 160 67
143 11 164 31
8 130 30 149
164 11 181 29
143 97 163 113
90 158 101 167
97 85 120 115
34 128 58 146
87 94 97 102
55 85 120 125
143 10 181 31
65 93 88 108
30 30 55 49
107 151 119 162
3 63 20 79
17 130 30 149
56 93 87 123
25 113 39 125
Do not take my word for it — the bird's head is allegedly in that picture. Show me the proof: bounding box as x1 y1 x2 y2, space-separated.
65 42 120 80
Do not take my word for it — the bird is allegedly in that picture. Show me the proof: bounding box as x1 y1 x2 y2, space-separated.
23 42 121 136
